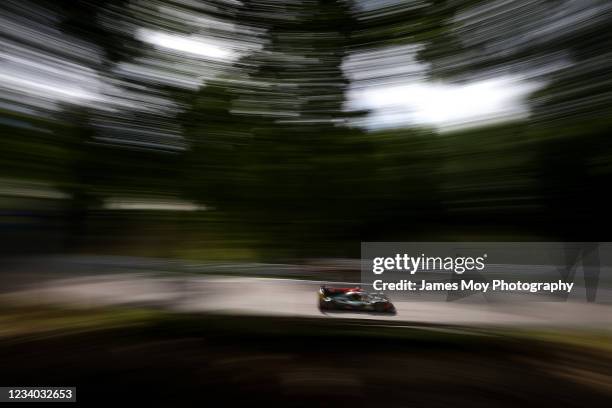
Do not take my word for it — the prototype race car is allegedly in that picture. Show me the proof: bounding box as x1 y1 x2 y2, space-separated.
318 285 396 313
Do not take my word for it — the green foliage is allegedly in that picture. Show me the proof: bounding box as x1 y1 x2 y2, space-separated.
3 0 611 257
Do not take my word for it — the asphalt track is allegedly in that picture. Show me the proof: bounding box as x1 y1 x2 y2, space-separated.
3 272 612 327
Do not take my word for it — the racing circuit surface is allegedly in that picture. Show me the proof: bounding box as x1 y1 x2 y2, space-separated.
1 256 611 327
2 257 612 406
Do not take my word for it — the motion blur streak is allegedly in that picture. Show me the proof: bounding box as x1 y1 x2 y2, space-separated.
1 0 611 406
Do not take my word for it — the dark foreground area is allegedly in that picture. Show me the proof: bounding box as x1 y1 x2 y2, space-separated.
0 310 610 407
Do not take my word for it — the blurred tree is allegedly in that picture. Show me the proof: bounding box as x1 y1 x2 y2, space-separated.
527 1 612 239
41 0 144 66
35 0 187 249
362 127 444 240
412 0 612 240
181 0 381 257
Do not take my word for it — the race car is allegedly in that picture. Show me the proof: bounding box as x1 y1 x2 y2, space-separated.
318 285 396 313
